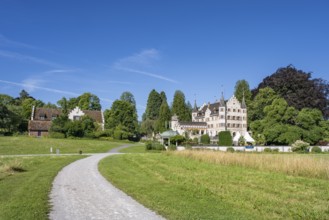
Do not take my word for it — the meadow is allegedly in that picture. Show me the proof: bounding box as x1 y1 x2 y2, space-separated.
0 136 124 155
99 151 329 220
0 155 84 220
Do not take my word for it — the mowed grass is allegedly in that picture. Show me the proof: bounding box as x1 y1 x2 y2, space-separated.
0 155 84 220
119 143 146 153
0 136 124 155
99 153 329 220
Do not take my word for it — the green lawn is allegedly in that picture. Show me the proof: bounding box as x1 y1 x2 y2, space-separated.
0 136 124 155
0 155 84 220
119 143 146 153
99 153 329 220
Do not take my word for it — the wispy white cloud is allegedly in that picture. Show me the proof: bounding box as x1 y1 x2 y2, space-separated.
117 67 178 84
0 50 63 68
113 49 178 84
113 49 160 69
0 34 38 49
21 78 46 93
0 79 80 96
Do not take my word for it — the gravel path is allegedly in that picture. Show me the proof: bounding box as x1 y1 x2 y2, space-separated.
49 145 164 220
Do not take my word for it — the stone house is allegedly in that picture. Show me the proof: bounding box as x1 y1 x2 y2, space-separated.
28 106 104 137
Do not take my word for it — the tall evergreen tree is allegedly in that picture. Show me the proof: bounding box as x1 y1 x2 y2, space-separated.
78 92 101 110
120 91 136 107
172 90 191 121
145 89 162 120
156 96 171 132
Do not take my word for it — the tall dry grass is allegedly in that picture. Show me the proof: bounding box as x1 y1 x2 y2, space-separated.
172 150 329 180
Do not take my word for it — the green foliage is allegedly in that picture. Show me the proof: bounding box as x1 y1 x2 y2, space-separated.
218 131 233 146
50 115 70 136
171 90 191 121
291 140 310 153
226 147 235 152
170 135 186 145
238 136 246 146
66 120 84 137
253 65 329 118
234 79 252 106
120 91 136 106
200 134 210 144
105 99 138 138
140 119 156 137
156 98 171 132
311 146 322 153
145 89 162 120
145 141 165 151
49 132 66 139
78 92 101 110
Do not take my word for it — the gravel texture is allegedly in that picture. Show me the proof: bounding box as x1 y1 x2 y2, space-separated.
49 145 164 220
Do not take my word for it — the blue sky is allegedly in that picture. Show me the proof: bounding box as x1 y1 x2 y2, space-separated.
1 0 328 119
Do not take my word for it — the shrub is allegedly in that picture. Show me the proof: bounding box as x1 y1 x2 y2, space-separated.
170 135 186 145
218 131 232 146
200 134 210 144
145 141 165 151
113 129 123 140
263 148 272 153
291 140 310 153
311 146 322 153
168 145 177 151
272 148 279 153
193 137 199 143
226 147 235 152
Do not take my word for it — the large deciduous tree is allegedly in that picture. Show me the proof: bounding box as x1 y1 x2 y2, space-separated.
253 65 329 118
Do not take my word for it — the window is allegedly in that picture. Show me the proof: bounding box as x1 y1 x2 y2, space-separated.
236 124 240 128
73 116 81 121
227 123 230 128
238 109 240 113
232 116 235 120
227 116 231 120
227 108 231 112
220 108 224 112
220 115 224 119
233 109 236 112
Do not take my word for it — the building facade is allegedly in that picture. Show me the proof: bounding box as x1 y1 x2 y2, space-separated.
171 94 252 143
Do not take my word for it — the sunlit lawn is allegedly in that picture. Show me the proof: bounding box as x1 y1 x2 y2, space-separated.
0 136 124 155
99 153 329 220
0 156 84 220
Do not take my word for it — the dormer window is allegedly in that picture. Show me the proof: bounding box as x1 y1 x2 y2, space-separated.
39 113 46 120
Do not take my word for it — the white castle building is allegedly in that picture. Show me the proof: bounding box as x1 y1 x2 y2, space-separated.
170 93 254 144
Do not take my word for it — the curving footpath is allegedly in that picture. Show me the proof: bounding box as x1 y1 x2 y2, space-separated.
49 145 164 220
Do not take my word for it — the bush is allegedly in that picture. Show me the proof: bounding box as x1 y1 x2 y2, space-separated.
168 145 177 151
311 146 322 153
200 134 210 144
272 148 279 153
193 137 199 143
170 135 186 145
145 141 165 151
226 147 235 152
291 140 310 153
218 131 232 146
263 148 272 153
113 129 123 140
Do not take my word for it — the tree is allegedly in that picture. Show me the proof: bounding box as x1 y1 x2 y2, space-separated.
19 89 31 100
172 90 191 121
120 91 136 107
234 80 252 106
156 94 171 132
105 100 138 138
78 92 101 110
253 65 329 118
145 89 162 120
21 98 44 119
248 87 279 121
0 103 22 134
0 94 14 105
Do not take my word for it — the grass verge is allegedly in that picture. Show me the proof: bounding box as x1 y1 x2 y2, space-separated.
0 155 84 220
119 143 146 153
0 136 125 155
99 153 329 220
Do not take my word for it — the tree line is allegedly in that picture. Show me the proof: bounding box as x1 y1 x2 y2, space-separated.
1 65 329 145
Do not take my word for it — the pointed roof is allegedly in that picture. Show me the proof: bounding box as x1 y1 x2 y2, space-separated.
244 132 255 143
219 92 225 107
241 91 247 109
192 99 198 112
